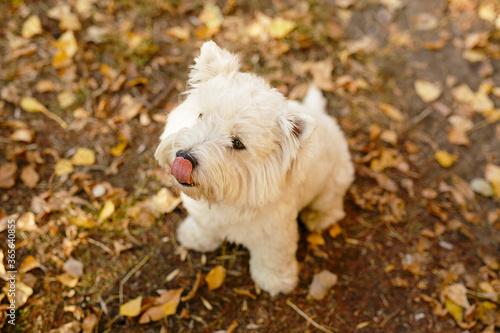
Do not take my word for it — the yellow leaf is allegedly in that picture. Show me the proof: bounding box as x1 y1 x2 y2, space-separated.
485 164 500 198
57 91 76 109
205 265 226 290
139 289 183 323
71 148 95 166
2 280 33 308
328 223 342 239
379 103 404 122
120 296 143 317
56 273 79 288
166 26 190 41
20 97 49 113
70 216 95 229
98 201 115 223
110 141 127 157
55 159 74 176
19 255 41 274
445 298 463 323
199 3 223 29
307 232 325 246
52 30 78 69
22 15 43 38
20 97 68 128
435 150 457 168
269 17 296 39
161 289 183 316
414 80 442 103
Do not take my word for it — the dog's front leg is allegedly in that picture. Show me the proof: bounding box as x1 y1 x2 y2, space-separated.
245 218 299 296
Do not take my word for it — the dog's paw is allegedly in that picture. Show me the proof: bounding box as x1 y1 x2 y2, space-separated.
250 259 299 296
176 216 221 252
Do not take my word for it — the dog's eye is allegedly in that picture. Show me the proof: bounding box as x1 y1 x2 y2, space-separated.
198 113 203 119
232 139 245 150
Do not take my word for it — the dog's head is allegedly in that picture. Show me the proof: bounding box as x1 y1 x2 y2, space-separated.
155 41 316 207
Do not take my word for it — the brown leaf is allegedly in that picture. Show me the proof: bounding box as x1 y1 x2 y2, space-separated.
139 289 183 323
0 163 17 189
20 164 39 188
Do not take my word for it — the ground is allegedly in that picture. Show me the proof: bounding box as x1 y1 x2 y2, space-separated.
0 0 499 332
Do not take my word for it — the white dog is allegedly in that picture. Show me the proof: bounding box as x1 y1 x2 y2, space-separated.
155 41 354 296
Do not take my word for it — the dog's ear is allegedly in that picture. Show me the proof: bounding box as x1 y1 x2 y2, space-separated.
188 41 241 86
281 112 316 143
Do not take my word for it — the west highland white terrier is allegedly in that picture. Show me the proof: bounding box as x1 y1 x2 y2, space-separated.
155 41 354 296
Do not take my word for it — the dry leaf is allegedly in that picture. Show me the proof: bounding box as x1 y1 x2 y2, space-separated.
70 216 95 228
379 103 404 122
18 211 38 231
485 164 500 198
328 223 342 239
205 265 226 290
110 141 127 157
269 17 296 39
3 280 33 309
0 163 17 189
71 148 95 166
470 178 494 197
57 91 76 109
166 26 190 41
22 15 43 38
98 200 115 223
445 298 464 323
139 289 183 323
19 255 41 274
63 257 83 278
20 97 68 128
48 321 81 333
20 164 39 188
415 80 442 102
307 270 338 300
197 3 223 38
444 283 471 309
55 159 74 176
119 296 143 317
52 30 78 69
10 128 34 142
307 232 325 246
118 94 142 121
435 150 457 168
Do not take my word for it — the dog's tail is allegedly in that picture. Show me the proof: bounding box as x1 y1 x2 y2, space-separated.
302 85 327 114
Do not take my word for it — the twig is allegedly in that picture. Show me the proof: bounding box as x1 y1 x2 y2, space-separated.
119 255 150 303
87 238 114 256
286 299 338 333
379 309 400 328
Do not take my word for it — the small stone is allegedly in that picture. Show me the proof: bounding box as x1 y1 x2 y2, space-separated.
92 184 106 198
307 270 338 300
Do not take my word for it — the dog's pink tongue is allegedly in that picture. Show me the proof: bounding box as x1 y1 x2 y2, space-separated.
171 157 193 184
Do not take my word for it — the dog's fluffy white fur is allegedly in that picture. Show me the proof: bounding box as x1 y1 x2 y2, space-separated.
155 41 354 296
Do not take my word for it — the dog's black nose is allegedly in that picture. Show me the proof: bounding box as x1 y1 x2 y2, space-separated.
176 150 197 169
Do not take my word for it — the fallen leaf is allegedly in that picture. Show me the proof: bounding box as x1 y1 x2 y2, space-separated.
70 216 95 228
233 288 257 300
328 223 342 239
166 26 190 41
445 298 464 323
20 164 39 188
119 296 143 317
10 128 34 142
20 97 68 128
22 15 43 38
307 232 325 246
307 270 338 300
139 289 183 323
18 211 38 231
3 279 33 308
52 30 78 69
379 103 404 122
435 150 458 168
197 3 223 38
48 321 81 333
63 257 83 278
55 159 74 176
118 94 142 121
110 141 127 157
205 265 226 291
71 148 95 166
415 80 442 102
470 178 494 197
19 255 41 274
0 163 17 189
269 17 296 39
57 91 76 109
81 312 98 333
485 164 500 198
444 283 470 309
98 200 115 223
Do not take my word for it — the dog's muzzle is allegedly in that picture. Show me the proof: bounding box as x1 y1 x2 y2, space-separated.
170 150 197 186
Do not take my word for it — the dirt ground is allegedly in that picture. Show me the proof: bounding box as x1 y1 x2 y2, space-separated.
0 0 499 332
